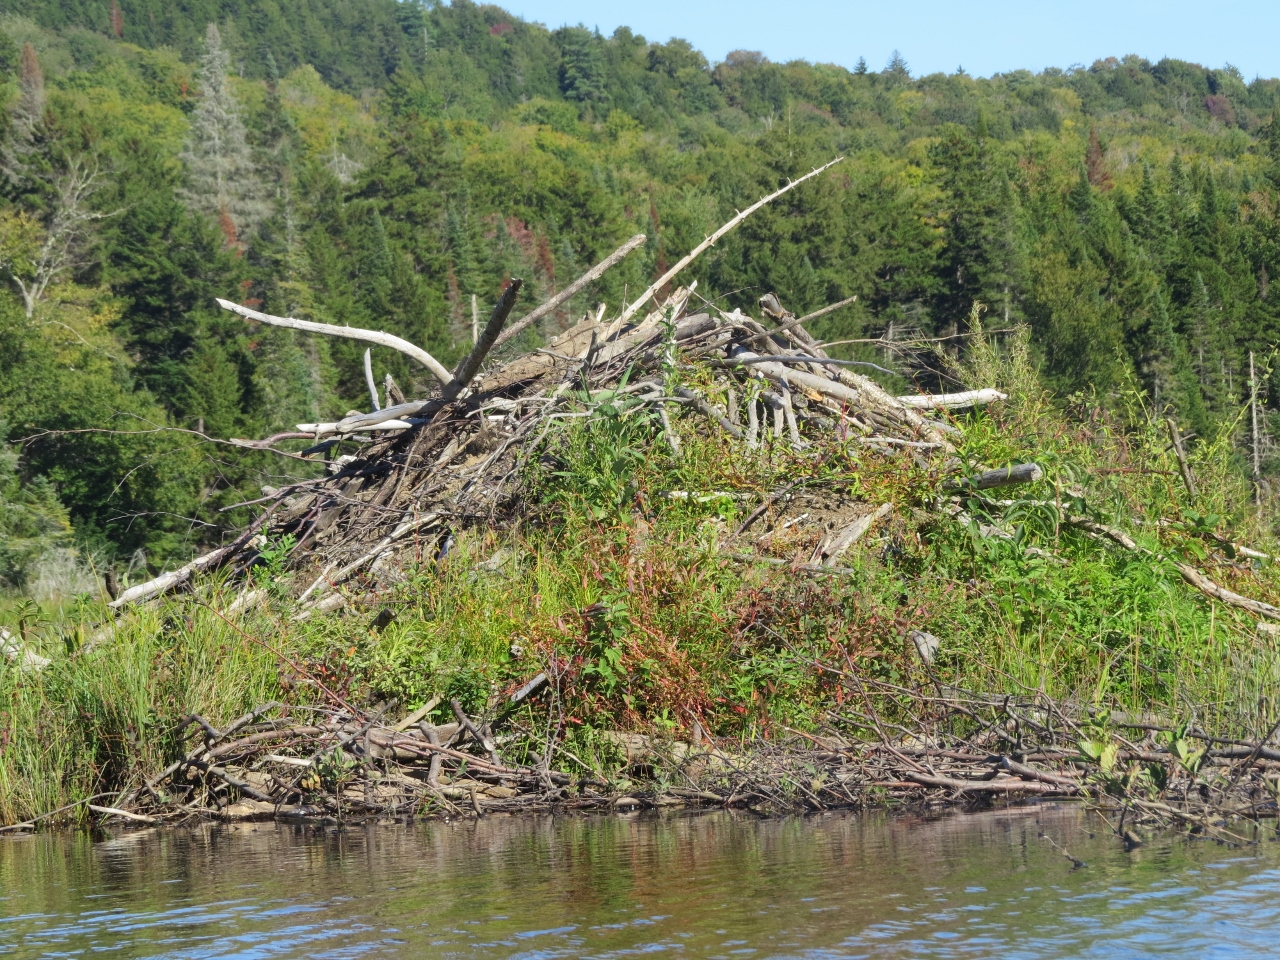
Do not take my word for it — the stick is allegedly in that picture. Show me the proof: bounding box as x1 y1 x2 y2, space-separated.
444 279 523 401
216 299 453 386
494 234 648 348
820 504 891 566
1069 517 1280 620
1165 417 1198 501
791 294 859 330
897 388 1007 409
471 293 479 345
673 387 743 439
363 349 381 411
88 804 158 825
616 159 844 326
299 512 439 604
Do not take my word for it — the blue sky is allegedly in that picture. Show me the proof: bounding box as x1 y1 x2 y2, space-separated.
508 1 1280 80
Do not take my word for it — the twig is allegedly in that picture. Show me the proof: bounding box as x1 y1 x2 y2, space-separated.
616 158 844 326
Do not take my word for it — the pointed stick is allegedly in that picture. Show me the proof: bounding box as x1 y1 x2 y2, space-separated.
494 233 647 348
363 349 381 411
217 298 453 386
443 279 524 402
615 157 844 327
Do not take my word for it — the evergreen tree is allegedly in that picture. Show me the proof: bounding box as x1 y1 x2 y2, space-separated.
179 24 269 242
557 27 607 103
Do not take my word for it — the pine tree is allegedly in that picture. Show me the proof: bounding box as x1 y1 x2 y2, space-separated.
557 27 606 103
179 24 269 242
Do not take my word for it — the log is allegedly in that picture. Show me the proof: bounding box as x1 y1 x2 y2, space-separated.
947 463 1044 491
616 158 844 326
494 235 647 348
216 299 453 386
897 388 1007 409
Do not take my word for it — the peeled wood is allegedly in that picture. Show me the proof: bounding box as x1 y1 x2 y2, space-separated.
217 299 454 386
1069 517 1280 621
494 235 647 348
616 158 844 326
897 388 1007 409
820 503 891 566
443 279 523 402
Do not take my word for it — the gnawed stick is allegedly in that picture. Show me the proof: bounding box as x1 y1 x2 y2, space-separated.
819 504 891 567
108 503 279 609
444 279 523 402
363 349 381 411
616 158 844 326
897 388 1007 410
88 804 159 825
905 771 1080 795
495 235 647 348
216 299 453 386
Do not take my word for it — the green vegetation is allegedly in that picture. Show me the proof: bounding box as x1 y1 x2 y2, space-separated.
4 330 1280 824
0 2 1279 579
3 2 1280 824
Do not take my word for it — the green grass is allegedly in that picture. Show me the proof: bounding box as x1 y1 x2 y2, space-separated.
3 327 1280 824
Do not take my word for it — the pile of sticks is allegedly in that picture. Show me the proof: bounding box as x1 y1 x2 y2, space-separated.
102 157 1009 618
44 686 1278 835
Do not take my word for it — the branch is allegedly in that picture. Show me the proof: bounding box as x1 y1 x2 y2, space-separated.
444 278 523 401
363 349 381 411
897 389 1007 410
616 158 844 326
494 234 647 348
216 299 453 386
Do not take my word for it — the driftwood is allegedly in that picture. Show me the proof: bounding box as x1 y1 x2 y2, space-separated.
216 299 454 386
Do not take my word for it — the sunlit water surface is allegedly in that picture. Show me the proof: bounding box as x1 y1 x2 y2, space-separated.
2 805 1279 958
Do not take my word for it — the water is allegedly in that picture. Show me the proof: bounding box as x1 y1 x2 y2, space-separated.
1 804 1278 958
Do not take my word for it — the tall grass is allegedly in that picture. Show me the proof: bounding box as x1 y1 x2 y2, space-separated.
3 328 1280 822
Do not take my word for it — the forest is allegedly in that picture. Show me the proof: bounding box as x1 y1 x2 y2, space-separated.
3 0 1280 588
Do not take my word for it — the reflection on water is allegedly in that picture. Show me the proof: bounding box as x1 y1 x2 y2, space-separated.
1 804 1278 958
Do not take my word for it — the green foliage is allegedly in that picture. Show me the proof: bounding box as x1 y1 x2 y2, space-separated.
2 2 1280 579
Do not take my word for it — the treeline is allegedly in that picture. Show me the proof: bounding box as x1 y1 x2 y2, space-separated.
2 0 1280 586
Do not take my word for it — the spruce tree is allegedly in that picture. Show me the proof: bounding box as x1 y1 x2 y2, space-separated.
179 24 268 243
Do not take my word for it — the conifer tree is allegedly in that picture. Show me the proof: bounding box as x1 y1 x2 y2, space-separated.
179 24 268 242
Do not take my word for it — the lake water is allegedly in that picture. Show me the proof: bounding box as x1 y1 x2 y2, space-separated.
1 804 1278 958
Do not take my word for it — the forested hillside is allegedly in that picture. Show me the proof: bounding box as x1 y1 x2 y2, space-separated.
2 0 1280 586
